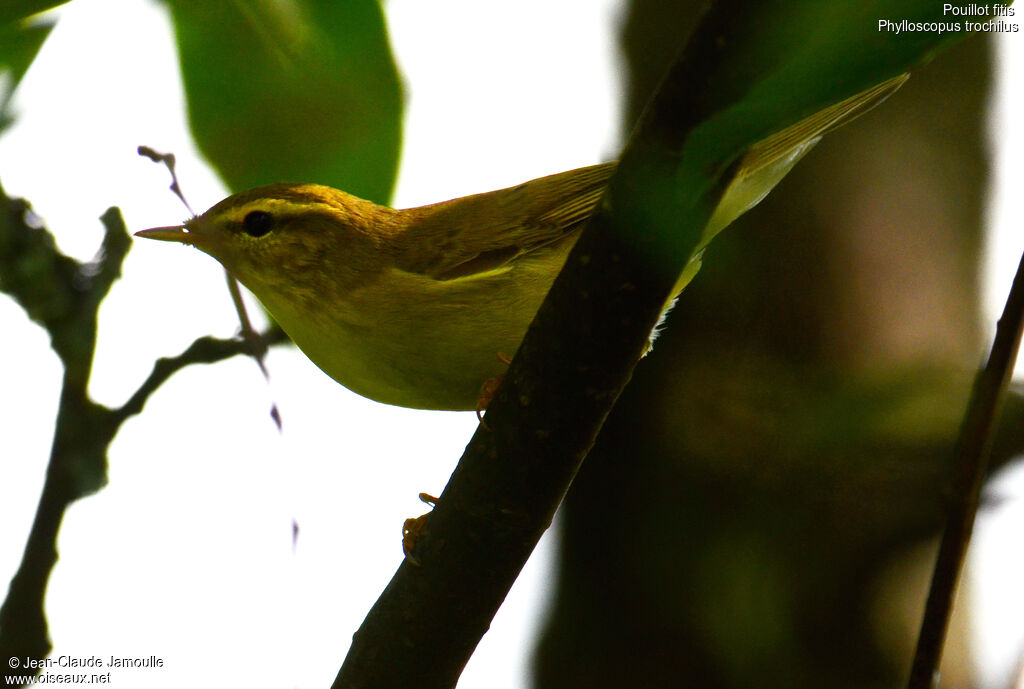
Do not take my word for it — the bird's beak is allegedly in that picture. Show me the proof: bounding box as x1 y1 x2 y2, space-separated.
134 225 194 245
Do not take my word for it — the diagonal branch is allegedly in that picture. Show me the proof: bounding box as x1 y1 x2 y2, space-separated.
112 328 288 425
907 245 1024 689
333 2 1002 687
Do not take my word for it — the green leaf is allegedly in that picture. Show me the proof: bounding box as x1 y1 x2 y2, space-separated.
165 0 403 203
0 19 55 132
614 0 1014 281
0 0 68 26
685 0 1010 184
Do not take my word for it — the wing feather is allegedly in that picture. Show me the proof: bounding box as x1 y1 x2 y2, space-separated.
394 74 907 282
395 163 616 280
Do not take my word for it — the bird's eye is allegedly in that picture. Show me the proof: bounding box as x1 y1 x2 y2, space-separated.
242 210 274 238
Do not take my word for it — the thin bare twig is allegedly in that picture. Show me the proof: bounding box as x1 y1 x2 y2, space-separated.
137 145 194 216
138 145 281 428
907 245 1024 689
112 328 286 425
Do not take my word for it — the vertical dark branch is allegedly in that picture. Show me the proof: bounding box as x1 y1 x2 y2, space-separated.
0 456 72 669
908 247 1024 689
0 182 284 684
0 183 125 678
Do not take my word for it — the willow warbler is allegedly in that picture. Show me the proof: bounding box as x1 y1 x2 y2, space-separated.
137 76 905 411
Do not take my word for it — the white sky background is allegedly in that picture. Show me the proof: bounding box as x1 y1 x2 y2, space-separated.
0 1 1021 688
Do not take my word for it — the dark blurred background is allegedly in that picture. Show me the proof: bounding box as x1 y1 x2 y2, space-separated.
533 2 1024 688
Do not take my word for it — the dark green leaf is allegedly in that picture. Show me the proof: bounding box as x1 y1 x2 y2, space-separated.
0 19 54 132
165 0 403 203
616 0 1014 276
0 0 68 26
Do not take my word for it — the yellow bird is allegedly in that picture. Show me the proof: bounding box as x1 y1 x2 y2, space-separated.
138 76 906 411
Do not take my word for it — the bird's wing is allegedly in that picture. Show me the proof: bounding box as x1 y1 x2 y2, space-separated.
704 73 908 239
394 162 617 280
396 74 907 282
741 74 907 179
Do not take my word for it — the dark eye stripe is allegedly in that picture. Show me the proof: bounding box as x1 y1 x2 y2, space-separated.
242 210 274 237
